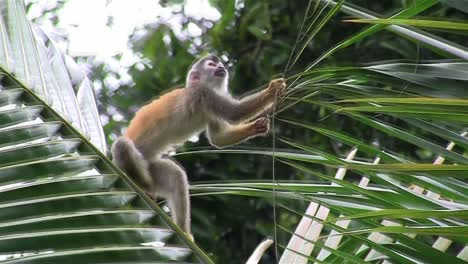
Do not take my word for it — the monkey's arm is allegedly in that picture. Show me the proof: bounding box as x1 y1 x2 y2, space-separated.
206 118 269 148
204 78 285 123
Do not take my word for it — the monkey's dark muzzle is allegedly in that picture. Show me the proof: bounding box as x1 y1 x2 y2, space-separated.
214 68 227 77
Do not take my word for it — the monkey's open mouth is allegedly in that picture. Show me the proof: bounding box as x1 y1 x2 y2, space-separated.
214 68 226 77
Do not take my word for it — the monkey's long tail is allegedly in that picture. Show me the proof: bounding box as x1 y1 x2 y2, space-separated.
111 137 154 191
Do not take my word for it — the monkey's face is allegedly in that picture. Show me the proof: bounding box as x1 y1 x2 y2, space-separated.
186 55 229 91
200 58 228 90
204 59 227 78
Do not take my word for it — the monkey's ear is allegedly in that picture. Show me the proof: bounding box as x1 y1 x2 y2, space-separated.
188 71 201 86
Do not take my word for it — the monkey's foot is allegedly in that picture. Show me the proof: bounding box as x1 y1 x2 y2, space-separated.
185 232 194 242
145 192 157 200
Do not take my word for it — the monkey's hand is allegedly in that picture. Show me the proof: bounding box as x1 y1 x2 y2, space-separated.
266 78 286 98
250 117 270 136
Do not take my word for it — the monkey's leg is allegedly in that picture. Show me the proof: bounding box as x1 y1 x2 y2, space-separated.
112 137 154 193
148 158 191 235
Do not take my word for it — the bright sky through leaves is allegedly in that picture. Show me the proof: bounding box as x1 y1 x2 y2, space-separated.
27 0 220 59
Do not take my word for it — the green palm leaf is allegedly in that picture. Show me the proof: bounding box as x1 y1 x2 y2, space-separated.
187 0 467 262
344 19 468 31
0 0 212 263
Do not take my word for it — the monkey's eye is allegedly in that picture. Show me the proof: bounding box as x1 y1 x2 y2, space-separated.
208 62 217 67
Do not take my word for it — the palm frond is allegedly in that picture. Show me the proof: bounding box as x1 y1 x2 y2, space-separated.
190 0 468 262
0 0 212 263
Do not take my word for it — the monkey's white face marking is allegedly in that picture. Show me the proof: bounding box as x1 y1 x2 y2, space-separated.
204 60 227 78
197 59 228 91
186 56 229 92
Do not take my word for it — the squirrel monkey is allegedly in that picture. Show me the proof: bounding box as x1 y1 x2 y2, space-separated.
112 54 286 238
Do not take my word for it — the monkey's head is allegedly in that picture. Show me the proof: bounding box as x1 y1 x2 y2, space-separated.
186 55 228 91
